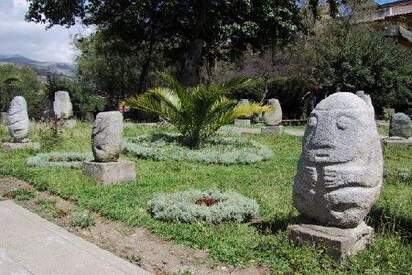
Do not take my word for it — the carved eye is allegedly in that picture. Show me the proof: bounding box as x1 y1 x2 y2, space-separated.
308 116 317 127
336 116 352 130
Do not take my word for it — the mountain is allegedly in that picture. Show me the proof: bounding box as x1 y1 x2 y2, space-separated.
0 54 75 78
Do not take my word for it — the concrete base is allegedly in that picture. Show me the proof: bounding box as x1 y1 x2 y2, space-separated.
234 119 251 127
82 160 136 185
261 125 284 135
383 137 412 147
63 119 77 128
287 222 374 261
1 142 40 151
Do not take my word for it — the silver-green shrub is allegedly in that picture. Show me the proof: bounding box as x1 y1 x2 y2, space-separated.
123 133 272 165
149 190 259 224
27 152 93 168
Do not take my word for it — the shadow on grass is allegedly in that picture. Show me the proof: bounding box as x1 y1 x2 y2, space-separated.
368 206 412 242
254 208 412 243
251 215 299 235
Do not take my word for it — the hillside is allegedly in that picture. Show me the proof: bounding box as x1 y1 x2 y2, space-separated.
0 54 75 78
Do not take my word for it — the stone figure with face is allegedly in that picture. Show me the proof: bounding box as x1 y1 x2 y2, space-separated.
8 96 30 142
293 92 383 228
389 112 411 139
92 111 123 162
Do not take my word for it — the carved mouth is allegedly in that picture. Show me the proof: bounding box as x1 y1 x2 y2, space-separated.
313 151 331 162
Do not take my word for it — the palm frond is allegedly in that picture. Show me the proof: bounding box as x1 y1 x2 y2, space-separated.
233 103 272 118
123 76 268 148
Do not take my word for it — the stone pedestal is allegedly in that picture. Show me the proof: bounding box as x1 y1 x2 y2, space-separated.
63 119 77 128
383 137 412 147
82 160 136 185
234 119 251 127
2 142 40 151
261 125 284 135
287 222 374 261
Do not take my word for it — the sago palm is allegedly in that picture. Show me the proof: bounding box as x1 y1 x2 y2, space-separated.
123 75 271 148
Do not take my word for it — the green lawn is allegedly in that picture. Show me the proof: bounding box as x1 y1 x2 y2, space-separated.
0 122 411 274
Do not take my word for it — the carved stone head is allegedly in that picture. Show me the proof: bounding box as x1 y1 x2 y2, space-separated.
294 92 383 228
389 112 411 139
53 91 73 119
303 93 376 164
92 111 123 162
8 96 29 142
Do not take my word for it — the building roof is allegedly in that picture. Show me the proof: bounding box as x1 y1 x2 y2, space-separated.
378 0 412 8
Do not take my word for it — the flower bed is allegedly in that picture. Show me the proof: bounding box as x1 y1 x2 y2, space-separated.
149 190 259 224
123 133 272 165
27 152 93 169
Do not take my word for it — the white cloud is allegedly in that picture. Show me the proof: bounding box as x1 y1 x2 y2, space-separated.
0 0 87 63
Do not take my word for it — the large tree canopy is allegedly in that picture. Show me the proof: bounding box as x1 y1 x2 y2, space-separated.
26 0 302 86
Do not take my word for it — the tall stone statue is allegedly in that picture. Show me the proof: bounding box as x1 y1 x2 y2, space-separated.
82 111 136 185
8 96 29 142
263 99 282 126
262 98 284 135
53 91 73 119
288 92 383 260
92 111 123 162
389 112 411 139
2 96 40 150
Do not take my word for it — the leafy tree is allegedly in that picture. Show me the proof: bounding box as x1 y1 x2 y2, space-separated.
26 0 302 86
292 17 412 113
124 76 270 148
75 31 166 106
0 64 45 119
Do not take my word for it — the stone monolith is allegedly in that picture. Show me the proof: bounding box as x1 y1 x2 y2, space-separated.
263 99 282 126
288 92 383 260
389 112 411 139
53 91 73 119
7 96 29 142
82 111 136 185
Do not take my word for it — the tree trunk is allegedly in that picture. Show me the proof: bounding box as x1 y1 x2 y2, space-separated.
180 38 203 87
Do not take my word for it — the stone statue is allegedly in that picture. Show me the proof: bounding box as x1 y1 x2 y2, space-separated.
82 111 136 185
53 91 73 119
92 111 123 162
7 96 29 142
294 92 383 227
263 99 282 126
389 112 411 139
288 92 383 260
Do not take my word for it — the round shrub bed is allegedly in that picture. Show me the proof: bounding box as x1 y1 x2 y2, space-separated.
27 152 93 169
123 133 272 165
148 190 259 224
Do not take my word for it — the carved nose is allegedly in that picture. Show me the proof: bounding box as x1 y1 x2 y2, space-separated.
310 123 335 148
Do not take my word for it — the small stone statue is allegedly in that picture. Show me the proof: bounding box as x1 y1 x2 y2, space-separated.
92 111 123 162
53 91 73 119
289 92 383 260
82 111 136 185
263 99 282 126
389 112 411 139
8 96 29 142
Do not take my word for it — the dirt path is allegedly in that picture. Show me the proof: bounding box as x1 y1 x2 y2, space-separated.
0 177 267 275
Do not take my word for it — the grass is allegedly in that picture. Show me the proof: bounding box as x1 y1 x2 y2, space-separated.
0 122 411 274
70 210 96 228
5 188 35 201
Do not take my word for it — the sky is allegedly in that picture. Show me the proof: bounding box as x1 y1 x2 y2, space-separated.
0 0 402 64
0 0 88 64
